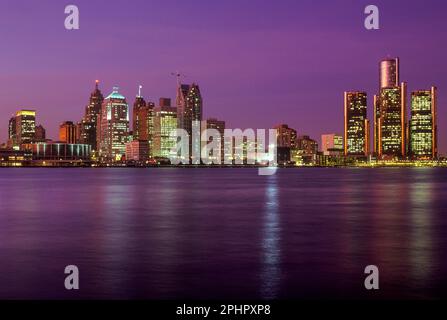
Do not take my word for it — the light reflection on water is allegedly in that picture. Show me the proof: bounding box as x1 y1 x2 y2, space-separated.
260 175 281 299
0 168 447 299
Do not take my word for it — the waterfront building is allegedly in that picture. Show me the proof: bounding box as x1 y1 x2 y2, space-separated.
125 140 149 162
97 87 130 162
202 118 226 163
132 87 156 158
274 124 297 148
321 134 343 156
344 91 369 157
176 83 202 160
78 80 104 151
59 121 77 144
374 83 407 158
409 87 437 160
8 110 36 148
22 142 91 163
153 98 177 159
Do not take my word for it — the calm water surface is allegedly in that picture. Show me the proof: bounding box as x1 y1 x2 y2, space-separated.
0 168 447 299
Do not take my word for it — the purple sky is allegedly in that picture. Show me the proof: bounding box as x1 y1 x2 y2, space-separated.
1 0 446 153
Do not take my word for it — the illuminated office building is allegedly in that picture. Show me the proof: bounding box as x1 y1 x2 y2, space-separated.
344 92 369 156
78 80 104 150
274 124 297 148
297 135 318 155
59 121 77 144
374 82 407 158
202 118 226 163
97 87 130 162
409 87 437 160
153 98 177 158
132 88 156 158
321 134 343 156
125 140 149 162
176 83 202 160
8 110 36 147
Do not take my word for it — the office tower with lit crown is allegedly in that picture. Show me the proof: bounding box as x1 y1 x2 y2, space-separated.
78 81 104 151
344 92 369 156
59 121 78 144
133 87 148 141
408 87 437 160
154 98 177 158
97 87 130 162
380 58 399 89
374 82 407 158
132 87 156 158
176 82 203 159
9 110 36 148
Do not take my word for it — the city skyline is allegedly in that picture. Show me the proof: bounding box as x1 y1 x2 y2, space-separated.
1 1 446 152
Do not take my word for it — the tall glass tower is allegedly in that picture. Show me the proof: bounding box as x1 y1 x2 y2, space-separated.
409 87 437 160
97 87 129 162
344 92 369 156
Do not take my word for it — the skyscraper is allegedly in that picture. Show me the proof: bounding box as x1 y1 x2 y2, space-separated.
78 80 104 151
344 92 369 156
274 124 298 148
59 121 77 144
8 110 36 148
374 82 407 158
133 87 148 141
176 83 203 160
409 87 437 160
132 87 156 158
97 87 130 162
202 118 226 163
153 98 177 159
380 58 399 89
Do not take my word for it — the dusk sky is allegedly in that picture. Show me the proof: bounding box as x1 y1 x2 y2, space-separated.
1 0 446 152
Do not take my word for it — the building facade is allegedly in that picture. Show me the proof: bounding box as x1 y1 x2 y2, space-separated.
321 134 343 156
153 99 177 159
59 121 78 144
125 140 149 162
274 124 297 148
202 118 226 164
97 87 130 162
78 80 104 151
176 83 203 160
374 83 407 158
8 110 36 148
380 58 399 89
344 92 369 156
409 87 437 160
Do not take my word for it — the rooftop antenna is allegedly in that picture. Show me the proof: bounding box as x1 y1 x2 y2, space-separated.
138 85 143 97
171 71 186 87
